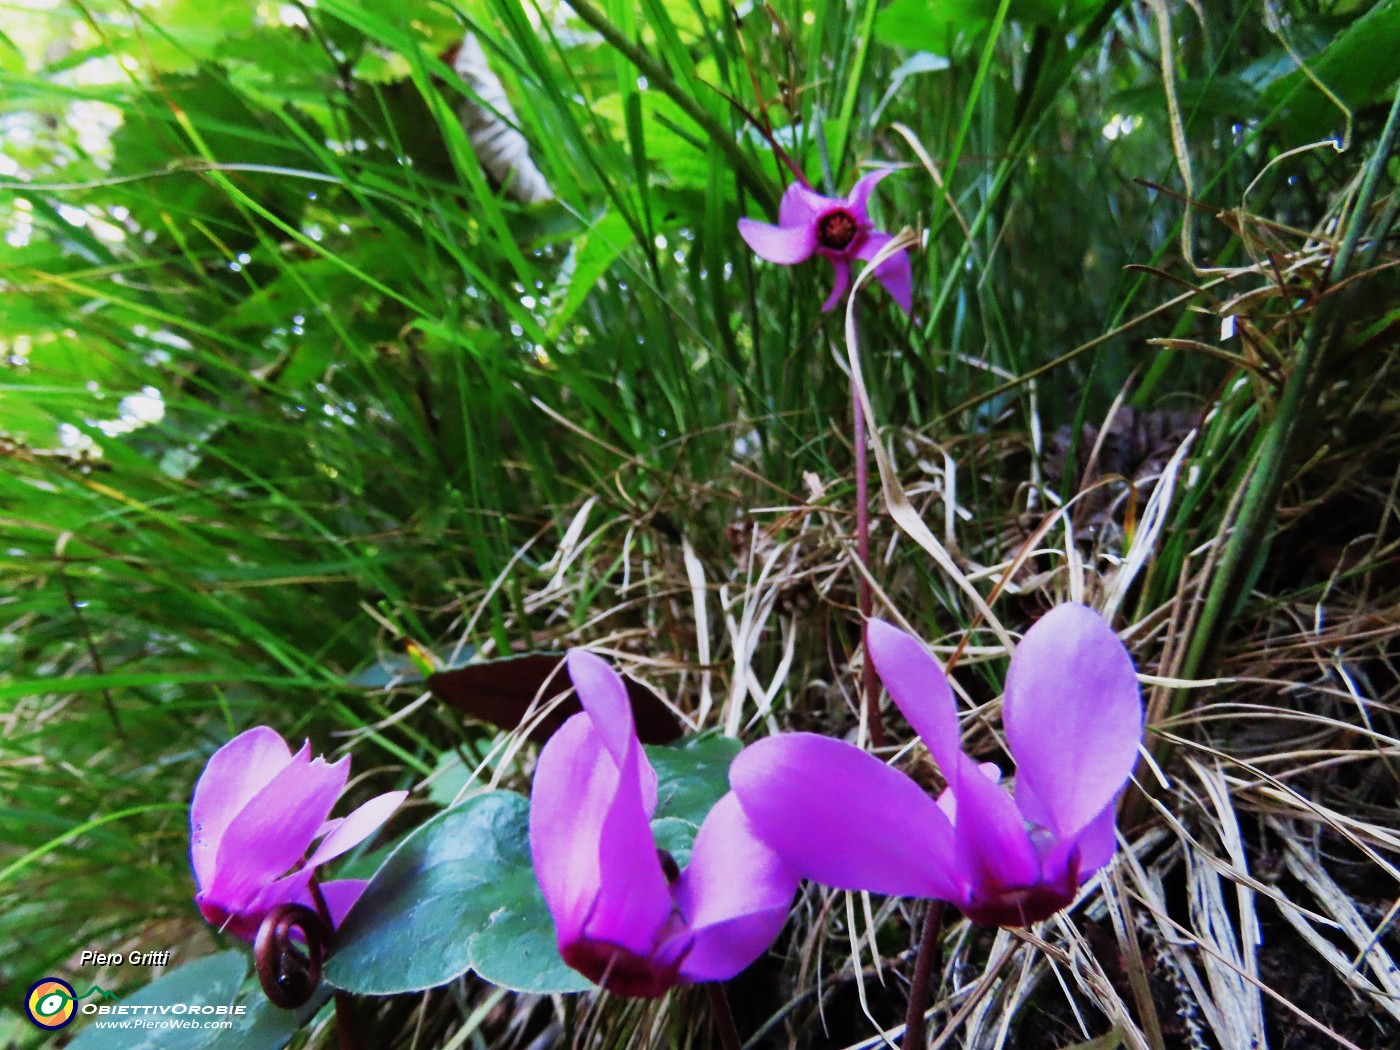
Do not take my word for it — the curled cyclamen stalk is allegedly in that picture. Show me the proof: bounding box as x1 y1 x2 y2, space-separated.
254 899 364 1050
253 903 331 1009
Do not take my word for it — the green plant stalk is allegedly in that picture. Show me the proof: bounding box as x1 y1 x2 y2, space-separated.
831 0 879 175
564 0 776 208
1175 89 1400 700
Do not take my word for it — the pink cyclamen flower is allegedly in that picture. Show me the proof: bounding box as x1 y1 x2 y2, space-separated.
738 170 912 313
530 651 797 998
190 726 407 941
731 604 1142 927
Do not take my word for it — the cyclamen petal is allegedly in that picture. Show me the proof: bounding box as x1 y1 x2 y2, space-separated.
583 727 673 957
778 181 830 228
738 169 912 313
672 793 796 983
531 652 798 998
212 746 348 901
846 168 892 222
308 879 370 929
821 257 853 312
856 232 913 315
865 619 961 774
1054 798 1119 878
529 713 622 941
190 726 292 890
189 727 404 942
566 650 658 814
940 752 1042 920
200 867 315 941
305 790 409 868
738 217 818 265
733 606 1143 929
1004 604 1142 841
730 733 960 902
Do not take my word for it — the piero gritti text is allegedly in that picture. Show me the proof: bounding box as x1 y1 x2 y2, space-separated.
79 950 171 966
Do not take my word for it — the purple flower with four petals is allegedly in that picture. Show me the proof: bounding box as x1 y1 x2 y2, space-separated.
190 726 407 941
731 605 1142 927
529 651 798 998
738 170 912 313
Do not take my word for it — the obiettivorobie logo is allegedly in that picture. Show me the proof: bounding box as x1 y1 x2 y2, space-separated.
24 978 120 1030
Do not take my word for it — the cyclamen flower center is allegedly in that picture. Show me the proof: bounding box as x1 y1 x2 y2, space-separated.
816 209 860 251
563 936 684 999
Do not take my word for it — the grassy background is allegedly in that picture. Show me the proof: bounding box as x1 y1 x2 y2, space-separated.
3 0 1399 1046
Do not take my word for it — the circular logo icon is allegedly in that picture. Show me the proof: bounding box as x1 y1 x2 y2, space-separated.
25 978 77 1029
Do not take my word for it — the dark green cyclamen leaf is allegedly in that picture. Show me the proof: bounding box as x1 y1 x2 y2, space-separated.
646 733 744 826
427 652 682 746
650 815 700 869
324 791 590 996
68 951 301 1050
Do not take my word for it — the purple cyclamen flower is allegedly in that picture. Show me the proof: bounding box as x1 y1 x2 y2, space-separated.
731 605 1142 927
190 726 407 940
738 170 912 313
530 651 797 998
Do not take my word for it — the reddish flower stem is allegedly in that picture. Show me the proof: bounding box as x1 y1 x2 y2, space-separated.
707 982 743 1050
903 901 945 1048
253 903 329 1009
309 879 364 1050
853 383 886 749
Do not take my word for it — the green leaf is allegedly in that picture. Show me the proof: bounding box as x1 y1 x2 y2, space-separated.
873 51 952 124
425 750 474 808
645 732 743 825
68 951 300 1050
1112 76 1262 126
422 740 517 810
346 642 478 689
875 0 1097 51
593 91 712 190
324 791 590 995
546 209 636 341
1262 3 1400 142
0 29 23 74
649 815 699 868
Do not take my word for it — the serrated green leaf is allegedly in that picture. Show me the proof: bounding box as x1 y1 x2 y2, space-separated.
546 209 635 340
